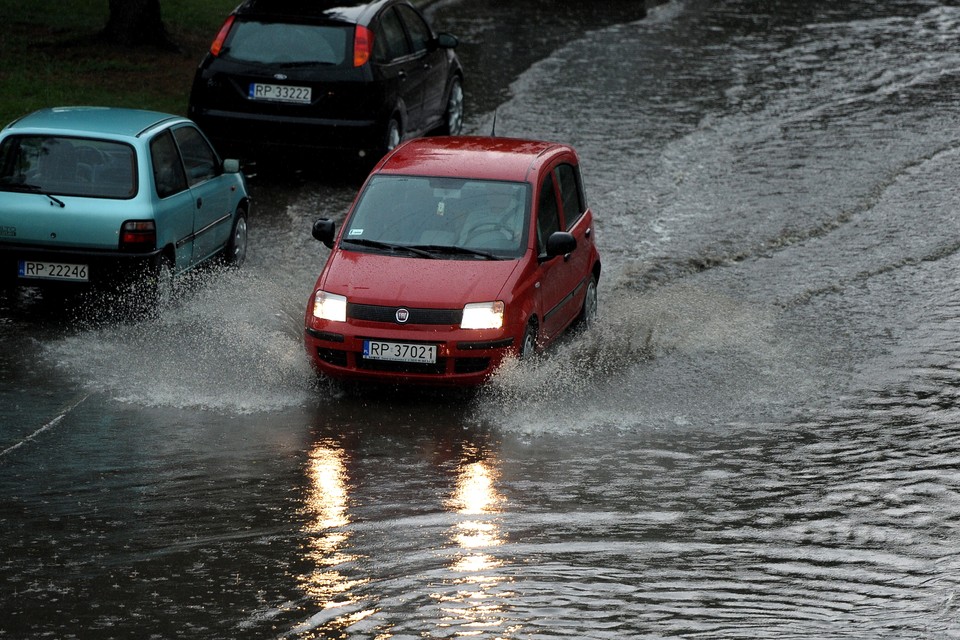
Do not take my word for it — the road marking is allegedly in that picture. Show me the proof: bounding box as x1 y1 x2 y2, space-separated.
0 394 90 458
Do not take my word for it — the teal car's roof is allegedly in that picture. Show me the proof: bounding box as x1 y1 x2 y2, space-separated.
4 107 185 139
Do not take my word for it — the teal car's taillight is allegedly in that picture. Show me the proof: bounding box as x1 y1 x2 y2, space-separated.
119 220 156 252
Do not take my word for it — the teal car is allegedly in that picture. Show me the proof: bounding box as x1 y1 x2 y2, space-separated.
0 106 249 298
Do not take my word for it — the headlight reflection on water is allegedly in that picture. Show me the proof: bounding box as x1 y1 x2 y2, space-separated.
299 442 368 609
295 442 515 636
438 456 512 634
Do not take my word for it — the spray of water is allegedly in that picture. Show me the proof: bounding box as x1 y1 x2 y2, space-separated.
45 265 323 414
476 280 815 434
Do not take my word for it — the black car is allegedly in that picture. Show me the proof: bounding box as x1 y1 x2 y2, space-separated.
187 0 464 164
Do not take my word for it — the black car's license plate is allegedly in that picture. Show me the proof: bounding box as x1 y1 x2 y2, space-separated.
249 83 311 104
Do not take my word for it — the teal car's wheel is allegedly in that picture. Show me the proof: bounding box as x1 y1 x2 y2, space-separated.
149 254 175 310
224 208 248 268
126 253 173 316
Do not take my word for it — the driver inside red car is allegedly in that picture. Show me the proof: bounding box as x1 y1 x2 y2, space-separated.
459 184 524 246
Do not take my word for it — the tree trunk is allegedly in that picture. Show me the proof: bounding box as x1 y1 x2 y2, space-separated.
103 0 177 50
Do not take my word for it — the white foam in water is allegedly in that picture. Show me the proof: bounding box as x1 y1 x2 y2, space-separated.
46 266 323 414
477 280 821 434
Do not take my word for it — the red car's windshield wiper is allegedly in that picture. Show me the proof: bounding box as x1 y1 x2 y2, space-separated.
409 244 500 260
342 237 435 259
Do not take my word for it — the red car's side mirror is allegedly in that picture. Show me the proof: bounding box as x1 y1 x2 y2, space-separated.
544 231 577 260
312 219 336 249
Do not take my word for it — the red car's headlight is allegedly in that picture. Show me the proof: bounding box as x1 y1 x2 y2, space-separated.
461 301 504 330
313 291 347 322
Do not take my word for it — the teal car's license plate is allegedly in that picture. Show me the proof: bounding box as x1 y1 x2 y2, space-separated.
18 260 89 282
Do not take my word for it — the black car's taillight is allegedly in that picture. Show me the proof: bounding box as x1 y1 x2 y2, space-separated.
119 220 157 252
210 14 236 57
354 25 372 67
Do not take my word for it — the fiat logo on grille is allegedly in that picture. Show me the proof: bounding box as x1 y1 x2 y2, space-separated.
395 308 410 324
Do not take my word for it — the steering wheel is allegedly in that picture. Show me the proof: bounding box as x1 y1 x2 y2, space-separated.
464 220 513 241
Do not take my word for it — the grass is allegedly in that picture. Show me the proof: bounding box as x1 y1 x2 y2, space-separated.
0 0 239 125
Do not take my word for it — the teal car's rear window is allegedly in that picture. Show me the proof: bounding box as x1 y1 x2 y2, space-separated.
0 135 138 199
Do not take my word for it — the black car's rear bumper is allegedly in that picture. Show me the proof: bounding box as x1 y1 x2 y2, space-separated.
193 108 384 159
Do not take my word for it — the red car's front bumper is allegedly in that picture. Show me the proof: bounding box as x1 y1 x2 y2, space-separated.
304 325 517 387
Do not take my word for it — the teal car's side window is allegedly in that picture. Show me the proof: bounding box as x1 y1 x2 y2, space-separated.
172 126 219 187
150 130 188 199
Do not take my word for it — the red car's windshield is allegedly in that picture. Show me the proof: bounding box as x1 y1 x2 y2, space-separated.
343 175 530 259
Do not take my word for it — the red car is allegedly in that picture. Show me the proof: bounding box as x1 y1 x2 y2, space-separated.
303 136 601 386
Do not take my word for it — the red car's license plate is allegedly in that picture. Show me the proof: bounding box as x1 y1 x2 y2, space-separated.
363 340 437 364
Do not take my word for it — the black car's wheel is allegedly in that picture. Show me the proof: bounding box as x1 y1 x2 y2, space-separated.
223 208 248 268
385 118 401 154
442 78 464 135
520 320 538 360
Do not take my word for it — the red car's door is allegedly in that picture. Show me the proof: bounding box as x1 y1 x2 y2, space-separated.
534 163 589 343
555 160 595 308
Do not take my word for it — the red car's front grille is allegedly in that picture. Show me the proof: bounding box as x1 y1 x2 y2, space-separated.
316 348 491 377
454 358 490 374
316 348 348 367
348 303 462 325
356 357 448 375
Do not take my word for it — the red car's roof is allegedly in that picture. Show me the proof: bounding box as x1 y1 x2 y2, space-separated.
376 136 574 183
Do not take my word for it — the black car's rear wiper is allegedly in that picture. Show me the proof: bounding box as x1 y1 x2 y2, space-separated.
0 182 65 207
276 60 335 68
409 244 500 260
342 237 435 259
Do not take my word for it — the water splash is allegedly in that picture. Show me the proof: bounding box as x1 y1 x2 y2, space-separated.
476 282 818 434
45 266 321 414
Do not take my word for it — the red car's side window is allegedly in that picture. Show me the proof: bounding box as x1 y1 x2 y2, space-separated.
555 163 585 230
536 172 561 254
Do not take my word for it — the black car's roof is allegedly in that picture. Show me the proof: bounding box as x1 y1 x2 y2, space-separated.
237 0 399 24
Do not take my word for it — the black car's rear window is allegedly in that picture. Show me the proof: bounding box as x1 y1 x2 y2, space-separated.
225 20 350 65
0 135 137 199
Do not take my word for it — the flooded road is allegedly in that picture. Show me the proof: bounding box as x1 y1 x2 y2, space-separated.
5 0 960 637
